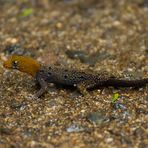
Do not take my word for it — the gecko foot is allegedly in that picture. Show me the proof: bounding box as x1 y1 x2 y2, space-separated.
77 83 89 96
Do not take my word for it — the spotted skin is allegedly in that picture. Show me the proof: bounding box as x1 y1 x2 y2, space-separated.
35 66 147 97
3 55 148 98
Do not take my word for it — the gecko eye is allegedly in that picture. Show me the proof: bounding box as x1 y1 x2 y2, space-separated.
12 60 19 69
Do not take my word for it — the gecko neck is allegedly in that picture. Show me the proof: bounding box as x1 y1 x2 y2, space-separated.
20 64 40 77
19 59 41 77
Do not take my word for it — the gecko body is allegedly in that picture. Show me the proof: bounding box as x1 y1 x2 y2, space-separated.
3 55 148 97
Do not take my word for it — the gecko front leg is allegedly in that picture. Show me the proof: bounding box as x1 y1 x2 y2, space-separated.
35 73 48 98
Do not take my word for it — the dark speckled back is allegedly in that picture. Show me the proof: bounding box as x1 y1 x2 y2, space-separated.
38 66 108 87
36 66 147 90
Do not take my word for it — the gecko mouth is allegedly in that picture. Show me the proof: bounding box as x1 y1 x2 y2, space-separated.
3 61 7 68
3 61 11 69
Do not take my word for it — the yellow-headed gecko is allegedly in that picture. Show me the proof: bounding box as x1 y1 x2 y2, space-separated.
3 55 148 98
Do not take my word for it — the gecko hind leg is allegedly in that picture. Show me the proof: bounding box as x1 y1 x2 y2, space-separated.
77 80 97 96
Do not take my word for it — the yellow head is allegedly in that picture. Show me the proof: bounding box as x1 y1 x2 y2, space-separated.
3 55 41 77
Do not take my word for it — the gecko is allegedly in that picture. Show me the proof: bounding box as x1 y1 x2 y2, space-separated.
3 55 148 98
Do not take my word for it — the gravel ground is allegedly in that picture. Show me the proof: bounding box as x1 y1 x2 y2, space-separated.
0 0 148 147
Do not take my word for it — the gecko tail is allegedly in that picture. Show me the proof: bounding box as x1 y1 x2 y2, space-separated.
106 78 148 88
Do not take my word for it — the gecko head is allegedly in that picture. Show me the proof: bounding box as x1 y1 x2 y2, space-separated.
3 55 41 77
